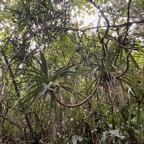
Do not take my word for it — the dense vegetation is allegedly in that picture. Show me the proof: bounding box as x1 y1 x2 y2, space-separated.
0 0 144 143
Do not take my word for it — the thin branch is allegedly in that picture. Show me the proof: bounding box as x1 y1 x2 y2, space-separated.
1 42 20 98
53 79 101 108
23 26 105 41
89 0 110 41
122 0 132 44
89 0 110 58
0 114 22 130
116 49 134 78
25 114 36 141
23 19 144 41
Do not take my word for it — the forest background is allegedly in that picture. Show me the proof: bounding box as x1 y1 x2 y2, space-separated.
0 0 144 143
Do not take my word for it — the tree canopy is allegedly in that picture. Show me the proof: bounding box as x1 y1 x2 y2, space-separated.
0 0 144 143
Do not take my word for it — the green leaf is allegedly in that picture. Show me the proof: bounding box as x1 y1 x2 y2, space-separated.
40 51 49 81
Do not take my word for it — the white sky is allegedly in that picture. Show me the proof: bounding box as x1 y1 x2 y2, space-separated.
79 14 98 27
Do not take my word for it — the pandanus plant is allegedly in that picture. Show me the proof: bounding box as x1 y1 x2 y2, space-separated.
15 51 73 111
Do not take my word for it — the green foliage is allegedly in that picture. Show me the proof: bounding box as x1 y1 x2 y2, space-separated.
0 0 144 143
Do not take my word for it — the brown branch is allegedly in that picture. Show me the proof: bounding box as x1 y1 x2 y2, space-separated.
89 0 110 40
22 19 144 41
89 0 110 58
113 19 144 28
53 84 100 108
116 49 133 78
0 114 22 130
23 26 105 41
122 0 132 44
25 114 36 141
1 48 20 98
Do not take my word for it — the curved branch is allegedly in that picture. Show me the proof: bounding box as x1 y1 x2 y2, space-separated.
22 19 144 41
89 0 110 58
116 49 132 78
52 85 100 108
